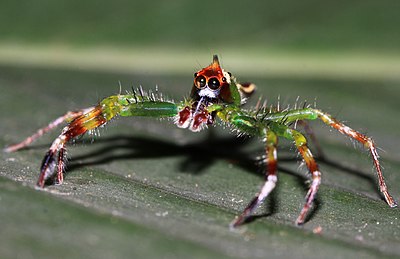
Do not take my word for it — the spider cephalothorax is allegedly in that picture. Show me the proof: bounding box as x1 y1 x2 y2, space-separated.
5 55 396 228
177 55 235 132
177 55 255 132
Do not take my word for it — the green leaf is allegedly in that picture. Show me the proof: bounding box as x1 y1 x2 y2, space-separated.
1 62 399 258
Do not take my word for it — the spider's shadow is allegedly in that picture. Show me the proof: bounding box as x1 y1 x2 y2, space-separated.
67 134 260 175
65 133 301 221
42 133 379 225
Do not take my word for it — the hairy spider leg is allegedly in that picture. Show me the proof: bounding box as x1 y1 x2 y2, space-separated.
266 108 397 208
38 106 107 187
297 120 325 158
4 108 93 153
248 120 321 225
291 129 321 225
315 109 397 207
217 107 323 225
230 129 278 228
217 105 396 226
34 94 178 187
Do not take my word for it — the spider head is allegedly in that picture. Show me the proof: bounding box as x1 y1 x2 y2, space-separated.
176 55 255 132
190 55 233 103
176 55 232 132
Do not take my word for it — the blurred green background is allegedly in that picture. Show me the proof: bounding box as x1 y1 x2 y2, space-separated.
1 1 400 258
1 0 400 52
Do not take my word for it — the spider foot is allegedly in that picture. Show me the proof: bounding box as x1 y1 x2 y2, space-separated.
37 144 66 188
230 197 259 229
37 150 57 187
295 211 307 226
229 215 248 230
383 191 397 208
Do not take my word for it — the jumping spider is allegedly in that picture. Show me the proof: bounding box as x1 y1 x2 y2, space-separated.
5 55 397 227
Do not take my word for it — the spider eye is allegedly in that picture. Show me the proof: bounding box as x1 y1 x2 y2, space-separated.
194 72 198 78
195 75 206 89
208 77 220 90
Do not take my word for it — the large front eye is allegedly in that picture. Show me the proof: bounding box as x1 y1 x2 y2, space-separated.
208 77 220 90
195 75 206 89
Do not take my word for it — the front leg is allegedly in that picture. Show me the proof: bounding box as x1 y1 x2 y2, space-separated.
8 93 178 187
38 105 108 187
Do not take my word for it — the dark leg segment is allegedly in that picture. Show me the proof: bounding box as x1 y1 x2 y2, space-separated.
56 146 66 185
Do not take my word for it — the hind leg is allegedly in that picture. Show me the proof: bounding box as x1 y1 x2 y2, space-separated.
4 107 94 153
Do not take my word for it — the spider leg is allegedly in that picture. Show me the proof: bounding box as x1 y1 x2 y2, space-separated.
4 108 94 153
266 108 397 208
314 109 397 207
56 146 66 184
230 129 278 228
37 105 107 187
297 120 325 158
288 128 321 225
265 121 321 225
19 93 179 188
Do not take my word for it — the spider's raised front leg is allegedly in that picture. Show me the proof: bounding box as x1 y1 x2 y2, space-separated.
230 129 279 228
6 93 178 187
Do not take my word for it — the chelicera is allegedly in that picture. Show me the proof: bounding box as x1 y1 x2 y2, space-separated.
5 55 397 227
